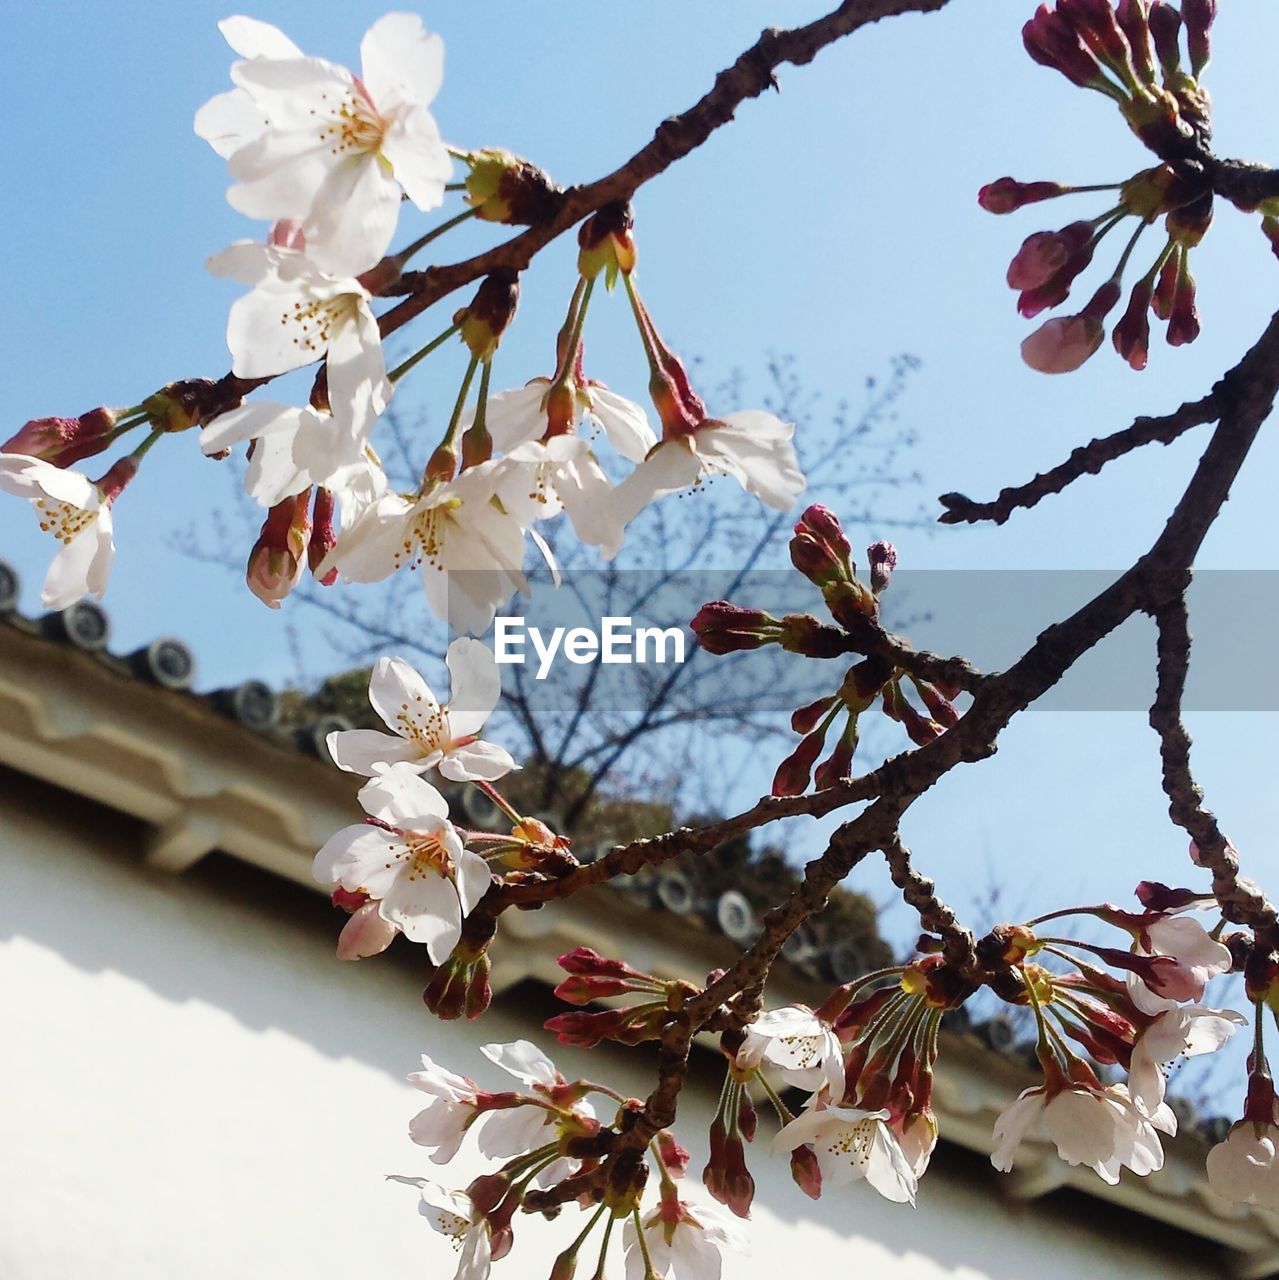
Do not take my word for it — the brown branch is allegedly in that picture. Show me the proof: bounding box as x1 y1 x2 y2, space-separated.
936 389 1224 526
881 832 975 970
1149 598 1278 937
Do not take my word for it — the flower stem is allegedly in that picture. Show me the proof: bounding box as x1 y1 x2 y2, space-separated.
129 428 164 463
388 323 459 384
476 779 523 824
395 207 479 265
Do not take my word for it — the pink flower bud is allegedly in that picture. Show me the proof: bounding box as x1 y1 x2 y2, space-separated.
1023 7 1105 87
1059 0 1137 76
336 901 399 960
246 490 311 609
1167 267 1200 347
978 177 1068 214
791 695 838 736
4 407 122 468
1117 0 1157 83
308 487 339 585
1152 252 1179 320
772 724 830 797
704 1121 754 1219
1148 2 1183 74
1017 248 1099 320
915 680 959 728
813 725 857 789
1182 0 1216 76
1021 280 1121 374
690 601 781 654
789 1145 823 1200
1112 277 1155 370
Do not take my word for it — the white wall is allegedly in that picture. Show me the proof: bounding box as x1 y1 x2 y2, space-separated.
0 767 1229 1279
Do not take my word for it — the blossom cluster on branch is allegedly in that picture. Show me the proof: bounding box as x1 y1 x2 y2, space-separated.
10 0 1279 1274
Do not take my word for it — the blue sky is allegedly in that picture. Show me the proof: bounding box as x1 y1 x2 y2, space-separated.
4 3 1279 1091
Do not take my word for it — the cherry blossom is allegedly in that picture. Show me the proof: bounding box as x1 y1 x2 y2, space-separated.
991 1081 1175 1185
197 13 452 276
205 232 386 397
495 436 624 559
327 641 515 782
318 460 532 632
475 1040 596 1186
393 1178 491 1280
482 377 656 462
614 411 805 525
1126 914 1233 1013
408 1053 480 1164
1128 1003 1244 1111
1206 1124 1279 1209
772 1104 917 1204
0 454 133 609
622 1194 749 1280
735 1005 845 1098
311 763 490 963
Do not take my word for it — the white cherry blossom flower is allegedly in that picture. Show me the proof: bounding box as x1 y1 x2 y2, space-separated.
483 378 656 462
312 763 490 963
622 1194 749 1280
198 13 452 276
614 411 805 525
1206 1124 1279 1209
0 454 131 609
327 640 515 782
193 17 303 159
735 1005 844 1098
1128 1003 1244 1111
206 234 386 400
475 1040 596 1186
991 1081 1175 1185
392 1179 491 1280
495 436 624 558
1127 915 1233 1014
318 460 533 632
772 1104 917 1204
408 1053 480 1165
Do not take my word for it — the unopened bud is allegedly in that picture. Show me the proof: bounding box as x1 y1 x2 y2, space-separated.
246 489 310 609
978 177 1069 215
690 600 782 654
1147 3 1183 75
4 406 122 467
578 201 637 286
1181 0 1215 76
1117 0 1157 83
463 148 561 225
789 1144 822 1200
455 270 521 360
1112 276 1156 370
308 487 339 585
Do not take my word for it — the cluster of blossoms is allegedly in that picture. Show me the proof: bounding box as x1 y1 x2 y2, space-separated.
980 0 1225 373
299 529 1267 1273
397 1034 748 1280
692 504 959 794
0 13 804 626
